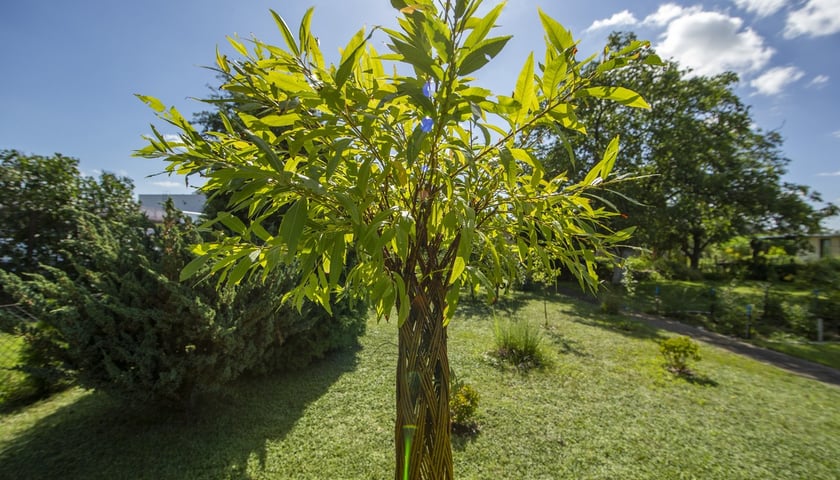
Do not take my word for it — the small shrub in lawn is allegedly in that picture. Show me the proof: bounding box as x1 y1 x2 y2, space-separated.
660 335 701 375
449 372 480 435
492 319 546 370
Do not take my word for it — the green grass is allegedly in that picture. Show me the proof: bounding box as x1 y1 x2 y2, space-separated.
0 333 35 408
752 339 840 370
1 294 839 479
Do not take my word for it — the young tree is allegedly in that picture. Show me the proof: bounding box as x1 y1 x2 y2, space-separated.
138 1 649 477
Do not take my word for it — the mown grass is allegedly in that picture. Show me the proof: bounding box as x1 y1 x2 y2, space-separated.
1 293 839 479
752 339 840 370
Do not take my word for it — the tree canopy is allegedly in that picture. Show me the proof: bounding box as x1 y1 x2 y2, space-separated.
538 33 838 269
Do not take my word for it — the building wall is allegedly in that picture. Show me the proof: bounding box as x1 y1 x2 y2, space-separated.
804 235 840 260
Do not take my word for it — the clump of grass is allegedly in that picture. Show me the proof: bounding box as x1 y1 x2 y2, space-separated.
491 319 547 371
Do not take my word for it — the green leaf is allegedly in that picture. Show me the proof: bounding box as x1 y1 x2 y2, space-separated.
329 234 345 287
600 135 621 179
279 198 309 257
270 9 300 57
336 28 370 88
228 256 253 285
215 47 229 74
136 94 165 113
218 212 247 234
458 36 511 76
449 256 466 285
513 52 535 124
541 55 568 96
578 86 650 109
462 3 504 50
180 254 211 282
299 7 315 53
260 113 300 127
538 9 574 53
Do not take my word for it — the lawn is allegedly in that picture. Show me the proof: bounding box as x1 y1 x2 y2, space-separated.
1 294 839 479
0 333 34 409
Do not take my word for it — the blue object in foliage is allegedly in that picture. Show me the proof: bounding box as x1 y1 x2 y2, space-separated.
420 116 434 133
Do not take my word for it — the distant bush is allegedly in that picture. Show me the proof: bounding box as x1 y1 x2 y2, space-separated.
660 336 701 375
492 319 546 371
797 257 840 288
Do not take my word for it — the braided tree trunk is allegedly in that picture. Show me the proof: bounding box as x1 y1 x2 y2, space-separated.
394 276 452 480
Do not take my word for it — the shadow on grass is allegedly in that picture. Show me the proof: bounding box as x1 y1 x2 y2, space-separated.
681 372 719 387
0 346 360 480
451 428 480 452
543 326 590 358
556 293 667 343
455 293 530 321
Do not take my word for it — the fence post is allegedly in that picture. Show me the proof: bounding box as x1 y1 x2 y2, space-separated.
745 304 753 339
812 290 823 343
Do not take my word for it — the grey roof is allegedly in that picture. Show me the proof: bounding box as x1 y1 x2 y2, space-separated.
139 194 206 222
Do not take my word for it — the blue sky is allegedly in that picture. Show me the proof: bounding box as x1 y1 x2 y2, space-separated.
2 0 839 230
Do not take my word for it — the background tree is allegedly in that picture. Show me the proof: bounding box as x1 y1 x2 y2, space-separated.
138 1 650 478
0 150 146 276
538 33 837 269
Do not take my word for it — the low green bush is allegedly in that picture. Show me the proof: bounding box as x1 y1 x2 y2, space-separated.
449 372 480 435
659 335 701 374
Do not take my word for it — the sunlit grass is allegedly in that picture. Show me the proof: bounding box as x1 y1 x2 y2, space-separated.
1 294 839 479
0 333 36 409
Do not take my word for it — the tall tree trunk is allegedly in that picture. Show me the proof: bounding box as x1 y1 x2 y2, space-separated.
394 280 452 480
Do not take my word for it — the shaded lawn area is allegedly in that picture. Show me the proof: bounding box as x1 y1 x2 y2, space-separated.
1 294 839 479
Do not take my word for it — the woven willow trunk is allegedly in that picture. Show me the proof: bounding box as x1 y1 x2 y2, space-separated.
394 280 453 480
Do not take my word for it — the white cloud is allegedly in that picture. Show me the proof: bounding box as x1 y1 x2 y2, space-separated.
784 0 840 38
808 74 830 88
152 181 183 188
643 4 700 26
656 10 774 77
732 0 786 17
817 171 840 176
585 10 638 32
750 66 805 95
833 129 840 139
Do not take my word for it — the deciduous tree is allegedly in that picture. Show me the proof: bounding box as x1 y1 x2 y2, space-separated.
538 33 837 269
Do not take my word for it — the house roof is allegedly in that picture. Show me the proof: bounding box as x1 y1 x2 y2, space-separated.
138 194 206 222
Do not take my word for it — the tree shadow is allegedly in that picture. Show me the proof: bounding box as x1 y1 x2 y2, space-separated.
0 346 360 479
451 427 481 452
543 326 590 358
681 372 719 387
557 294 667 342
455 293 530 321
